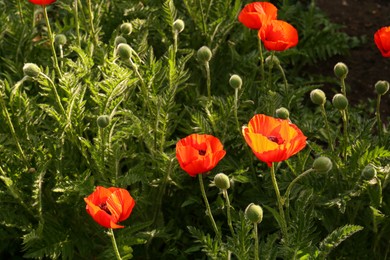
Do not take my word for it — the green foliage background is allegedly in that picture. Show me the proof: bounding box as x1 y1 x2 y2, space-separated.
0 0 389 259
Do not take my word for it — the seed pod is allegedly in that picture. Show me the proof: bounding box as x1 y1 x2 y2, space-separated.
97 115 110 128
214 173 230 190
197 46 212 63
117 43 132 60
55 34 67 46
332 93 348 110
120 23 133 35
114 36 127 47
375 80 389 95
310 89 326 105
245 203 263 224
23 63 41 78
229 74 242 89
312 156 332 173
275 107 289 119
173 19 185 33
361 164 377 180
334 62 348 79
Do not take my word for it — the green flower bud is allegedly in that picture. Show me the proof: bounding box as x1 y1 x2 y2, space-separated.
229 74 242 89
97 115 110 128
310 89 326 105
197 46 212 63
332 93 348 110
23 63 41 78
334 62 348 79
312 156 332 173
245 203 263 224
114 36 127 47
116 43 132 60
375 80 389 95
120 23 133 35
214 173 230 190
275 107 289 119
265 55 280 67
173 19 185 33
55 34 67 46
361 164 377 180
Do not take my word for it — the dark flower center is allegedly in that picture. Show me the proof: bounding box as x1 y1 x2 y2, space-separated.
99 203 111 215
267 136 283 144
198 150 206 156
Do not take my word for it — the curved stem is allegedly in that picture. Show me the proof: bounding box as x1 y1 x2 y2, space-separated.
42 5 62 78
198 174 220 239
376 94 383 139
270 163 288 240
109 228 122 260
277 63 288 93
253 223 259 260
320 104 334 151
283 168 314 208
39 72 66 116
223 189 235 236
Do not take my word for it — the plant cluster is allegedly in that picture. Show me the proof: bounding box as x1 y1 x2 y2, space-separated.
0 0 389 259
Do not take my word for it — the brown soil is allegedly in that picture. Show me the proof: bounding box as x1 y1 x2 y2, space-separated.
315 0 390 117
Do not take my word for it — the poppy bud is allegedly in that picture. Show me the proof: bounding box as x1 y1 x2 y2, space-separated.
245 203 263 224
334 62 348 79
97 115 110 128
117 43 132 60
361 164 377 180
214 173 230 190
114 36 127 47
332 94 348 110
312 156 332 173
23 63 41 78
55 34 67 46
275 107 289 119
120 23 133 35
173 19 185 33
229 74 242 89
375 80 389 95
265 55 280 67
310 89 326 105
197 46 212 63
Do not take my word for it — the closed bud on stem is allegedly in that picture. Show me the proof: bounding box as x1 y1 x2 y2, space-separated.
361 164 377 180
214 173 230 190
114 36 127 47
55 34 67 46
265 55 280 66
97 115 110 128
229 74 242 89
275 107 289 119
116 43 132 60
120 23 133 35
23 63 41 78
245 203 263 224
332 93 348 110
334 62 348 79
375 80 389 95
310 89 326 105
173 19 185 33
312 156 332 173
197 46 212 63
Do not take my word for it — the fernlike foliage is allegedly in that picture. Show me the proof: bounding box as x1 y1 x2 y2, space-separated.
0 0 389 259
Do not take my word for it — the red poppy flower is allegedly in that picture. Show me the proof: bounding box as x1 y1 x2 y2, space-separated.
28 0 56 5
258 20 298 51
84 186 135 229
242 114 307 167
176 134 226 177
238 2 278 30
374 26 390 57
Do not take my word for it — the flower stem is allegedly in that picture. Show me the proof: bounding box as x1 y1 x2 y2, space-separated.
205 61 211 103
258 38 265 82
109 228 122 260
86 0 99 47
42 5 62 78
234 88 240 134
39 72 66 116
270 163 288 240
198 174 220 238
253 223 259 260
222 189 235 236
320 104 334 151
376 94 383 139
17 0 25 24
74 0 81 46
283 168 314 209
277 63 288 93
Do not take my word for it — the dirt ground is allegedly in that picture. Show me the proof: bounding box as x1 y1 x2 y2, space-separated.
314 0 390 117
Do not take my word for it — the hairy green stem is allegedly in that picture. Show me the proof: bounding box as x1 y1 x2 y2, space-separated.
43 5 62 78
109 229 122 260
320 104 334 151
205 61 211 103
341 109 348 159
376 94 383 139
234 88 240 134
253 223 259 260
283 168 314 209
222 189 235 236
198 174 220 239
86 0 99 47
17 0 25 24
39 72 66 116
277 63 288 93
258 38 265 82
270 163 288 240
74 0 81 46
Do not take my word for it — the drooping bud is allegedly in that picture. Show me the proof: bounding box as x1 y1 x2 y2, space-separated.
120 23 133 35
265 55 280 67
245 203 263 224
312 156 332 173
97 115 110 128
197 46 212 63
361 164 377 180
275 107 289 119
310 89 326 105
332 93 348 110
229 74 242 89
116 43 132 60
334 62 348 79
173 19 185 33
214 173 230 190
23 63 41 78
375 80 389 95
55 34 67 46
114 36 127 47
